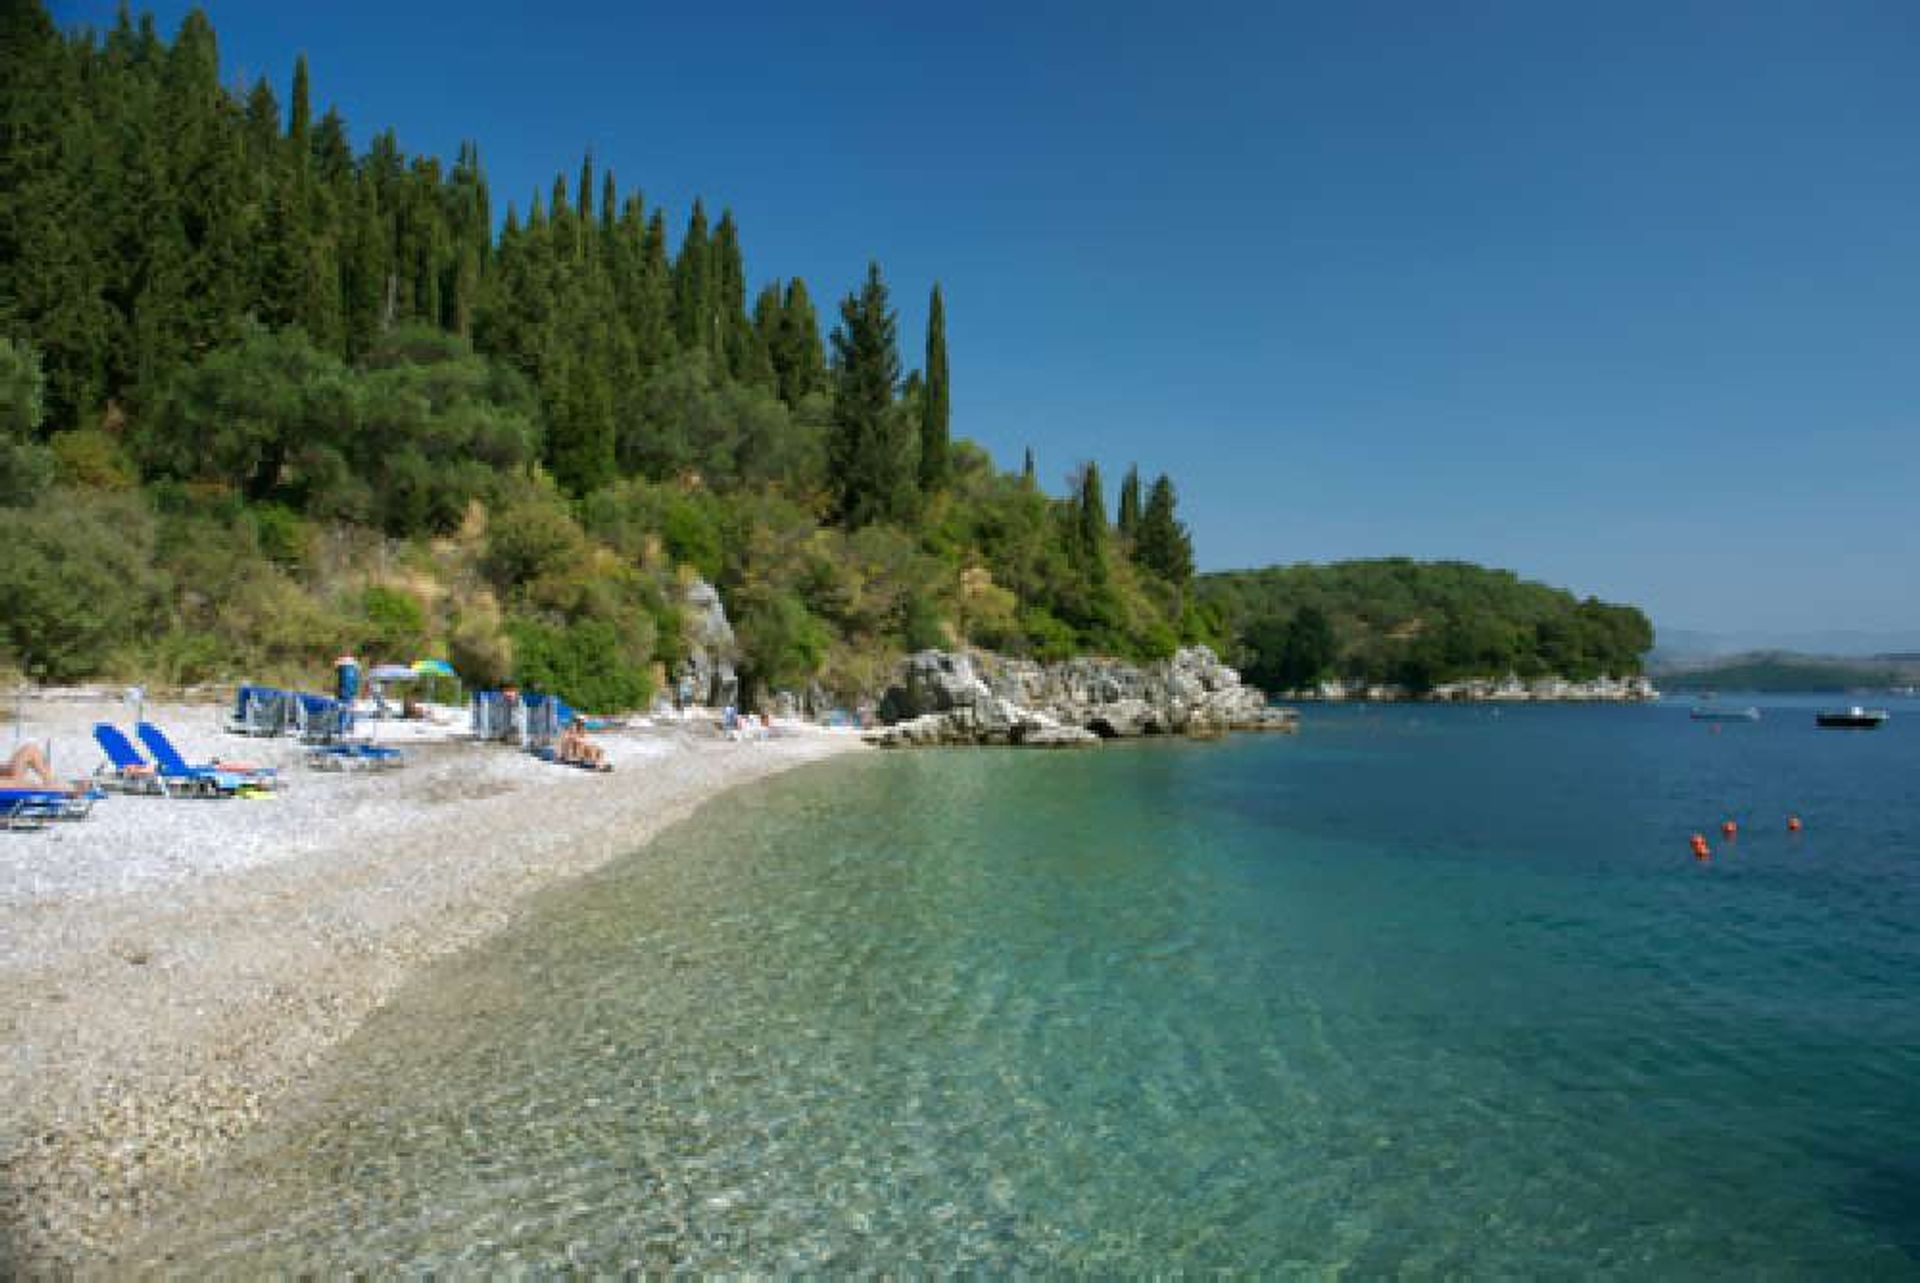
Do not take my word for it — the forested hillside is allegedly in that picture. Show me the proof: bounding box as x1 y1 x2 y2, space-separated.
1198 560 1653 693
1653 653 1915 693
0 2 1202 705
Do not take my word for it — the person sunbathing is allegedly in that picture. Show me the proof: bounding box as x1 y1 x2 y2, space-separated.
1 742 89 794
557 719 608 770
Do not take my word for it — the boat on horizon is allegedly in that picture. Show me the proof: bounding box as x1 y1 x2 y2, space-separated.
1814 706 1890 729
1691 705 1760 723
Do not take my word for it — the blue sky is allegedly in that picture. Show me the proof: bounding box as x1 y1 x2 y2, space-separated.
57 2 1920 634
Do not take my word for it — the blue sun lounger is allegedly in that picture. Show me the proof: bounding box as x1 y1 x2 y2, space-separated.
1 786 102 830
94 723 242 797
137 721 279 791
229 685 294 737
305 742 405 771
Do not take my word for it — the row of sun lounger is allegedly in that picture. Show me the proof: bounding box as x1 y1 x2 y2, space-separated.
230 686 409 772
6 711 419 835
94 722 282 797
230 686 358 742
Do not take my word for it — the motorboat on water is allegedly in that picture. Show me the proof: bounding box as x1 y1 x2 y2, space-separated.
1814 706 1890 729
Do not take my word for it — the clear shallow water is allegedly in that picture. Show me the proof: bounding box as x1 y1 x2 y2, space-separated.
143 697 1920 1273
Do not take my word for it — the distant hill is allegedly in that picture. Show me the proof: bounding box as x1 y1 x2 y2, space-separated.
1653 626 1920 660
1650 651 1919 692
1196 559 1652 693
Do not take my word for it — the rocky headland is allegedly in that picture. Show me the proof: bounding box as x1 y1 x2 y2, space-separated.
1291 674 1660 702
866 646 1300 748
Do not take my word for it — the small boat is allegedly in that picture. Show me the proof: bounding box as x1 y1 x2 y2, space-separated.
1691 706 1759 723
1815 706 1890 729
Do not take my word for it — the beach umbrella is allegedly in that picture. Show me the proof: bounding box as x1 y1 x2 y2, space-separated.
411 657 462 705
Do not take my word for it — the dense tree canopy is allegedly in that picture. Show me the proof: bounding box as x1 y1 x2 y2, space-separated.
1199 560 1654 690
1 3 1646 707
0 1 1208 703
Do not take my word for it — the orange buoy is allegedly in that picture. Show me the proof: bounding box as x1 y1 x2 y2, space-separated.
1721 820 1738 838
1787 815 1803 833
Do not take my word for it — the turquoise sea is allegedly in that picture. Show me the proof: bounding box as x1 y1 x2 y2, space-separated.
144 695 1920 1273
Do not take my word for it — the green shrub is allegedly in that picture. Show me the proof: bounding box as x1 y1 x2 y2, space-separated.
361 584 427 657
507 616 653 711
249 504 310 569
736 592 830 697
0 338 52 506
0 491 165 681
484 491 591 590
49 428 135 491
1019 607 1079 663
902 592 948 652
449 591 514 688
141 628 227 686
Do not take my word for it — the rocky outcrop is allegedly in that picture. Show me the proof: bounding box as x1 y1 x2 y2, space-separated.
676 577 739 708
866 646 1299 748
866 652 1099 747
1290 674 1660 702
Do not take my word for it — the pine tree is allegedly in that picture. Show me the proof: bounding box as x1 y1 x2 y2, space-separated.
829 260 906 528
1117 464 1142 544
1137 473 1194 586
919 283 949 493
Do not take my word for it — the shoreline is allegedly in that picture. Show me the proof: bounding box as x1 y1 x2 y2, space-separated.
0 696 865 1269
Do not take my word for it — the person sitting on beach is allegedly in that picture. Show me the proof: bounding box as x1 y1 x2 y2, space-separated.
1 742 88 794
556 717 607 770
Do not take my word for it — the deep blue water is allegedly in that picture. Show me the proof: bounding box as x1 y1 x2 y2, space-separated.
143 695 1920 1273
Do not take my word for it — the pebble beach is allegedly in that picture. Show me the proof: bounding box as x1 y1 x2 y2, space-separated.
0 693 863 1270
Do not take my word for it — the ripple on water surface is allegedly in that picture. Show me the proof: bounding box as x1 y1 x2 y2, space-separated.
138 704 1920 1272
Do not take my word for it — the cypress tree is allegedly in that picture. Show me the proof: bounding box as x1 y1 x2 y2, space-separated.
1117 464 1142 544
829 260 906 528
627 206 672 367
547 170 571 273
919 283 949 493
312 108 351 183
1074 461 1110 580
1022 447 1036 485
713 210 761 381
288 53 312 165
752 280 786 384
166 9 251 363
241 77 279 167
771 278 825 405
576 152 593 262
672 199 712 352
